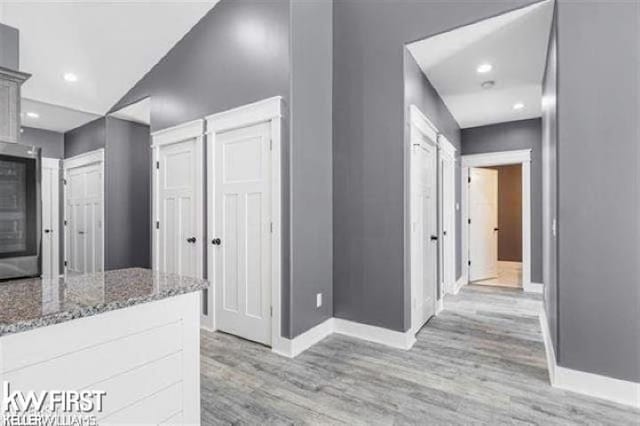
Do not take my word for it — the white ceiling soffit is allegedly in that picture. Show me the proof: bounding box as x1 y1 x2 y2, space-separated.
2 0 218 132
110 97 151 126
21 98 101 133
407 0 554 129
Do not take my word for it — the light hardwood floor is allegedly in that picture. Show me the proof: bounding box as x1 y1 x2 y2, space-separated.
474 261 522 288
201 285 639 425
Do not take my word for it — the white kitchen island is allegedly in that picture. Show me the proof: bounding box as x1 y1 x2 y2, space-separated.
0 268 207 424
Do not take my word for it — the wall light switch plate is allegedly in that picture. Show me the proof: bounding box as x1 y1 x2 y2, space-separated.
316 293 322 308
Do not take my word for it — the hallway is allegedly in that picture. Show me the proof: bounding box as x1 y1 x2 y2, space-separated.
200 286 638 424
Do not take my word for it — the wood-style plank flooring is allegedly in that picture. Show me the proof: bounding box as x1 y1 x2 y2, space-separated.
201 285 639 425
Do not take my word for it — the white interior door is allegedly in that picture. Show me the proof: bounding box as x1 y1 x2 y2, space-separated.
156 138 200 278
65 163 103 275
441 155 455 293
213 121 272 346
469 167 498 281
411 133 437 332
41 159 59 278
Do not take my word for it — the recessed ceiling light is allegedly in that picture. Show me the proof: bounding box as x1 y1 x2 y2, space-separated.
26 112 39 119
513 102 525 110
477 63 492 74
63 72 78 83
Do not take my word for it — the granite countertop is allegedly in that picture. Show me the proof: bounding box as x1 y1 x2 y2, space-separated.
0 268 208 337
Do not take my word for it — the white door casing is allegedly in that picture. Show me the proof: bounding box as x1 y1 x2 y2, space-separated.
151 120 204 280
63 149 104 276
212 121 272 345
409 105 438 333
41 158 60 279
205 96 283 351
469 168 498 281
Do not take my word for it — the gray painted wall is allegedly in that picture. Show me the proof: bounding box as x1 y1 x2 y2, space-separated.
556 0 639 382
289 0 333 337
104 117 151 270
64 118 106 159
541 7 558 354
461 118 543 284
110 0 290 132
0 23 19 70
21 127 64 159
333 0 537 332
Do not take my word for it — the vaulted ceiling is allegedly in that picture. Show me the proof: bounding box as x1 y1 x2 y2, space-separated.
407 0 554 129
1 0 218 132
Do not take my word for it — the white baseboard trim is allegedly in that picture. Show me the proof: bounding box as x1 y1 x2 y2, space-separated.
539 308 557 384
452 277 465 295
333 318 416 350
539 309 640 408
524 281 543 293
272 317 334 358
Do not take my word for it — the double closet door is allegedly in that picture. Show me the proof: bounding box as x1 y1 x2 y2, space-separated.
152 109 277 347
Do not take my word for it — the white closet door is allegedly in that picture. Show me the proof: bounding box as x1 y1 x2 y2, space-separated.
213 121 272 346
441 156 456 293
411 133 438 331
469 167 498 281
41 159 60 278
157 139 200 278
65 163 103 275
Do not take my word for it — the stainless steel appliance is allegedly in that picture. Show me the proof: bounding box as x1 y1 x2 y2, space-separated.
0 141 41 280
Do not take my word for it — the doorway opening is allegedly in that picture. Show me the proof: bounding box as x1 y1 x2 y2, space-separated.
404 0 553 332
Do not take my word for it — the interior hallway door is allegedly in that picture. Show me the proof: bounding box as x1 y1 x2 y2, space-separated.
156 138 201 278
213 121 272 346
411 133 438 332
65 162 103 275
469 167 498 281
42 159 59 278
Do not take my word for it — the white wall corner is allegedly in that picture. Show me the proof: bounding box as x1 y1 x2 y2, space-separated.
524 281 544 294
539 309 640 409
436 298 444 315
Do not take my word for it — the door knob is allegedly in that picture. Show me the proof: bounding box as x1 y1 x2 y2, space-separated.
187 237 196 243
443 230 447 236
44 229 51 234
430 235 438 241
493 227 500 231
211 238 221 246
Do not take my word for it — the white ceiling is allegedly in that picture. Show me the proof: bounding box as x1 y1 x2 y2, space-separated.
407 0 554 129
1 0 218 133
20 98 101 133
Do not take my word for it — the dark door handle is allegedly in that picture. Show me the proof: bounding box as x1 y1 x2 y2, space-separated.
493 228 500 231
44 229 51 234
430 235 438 241
211 238 221 246
187 237 196 243
443 230 447 236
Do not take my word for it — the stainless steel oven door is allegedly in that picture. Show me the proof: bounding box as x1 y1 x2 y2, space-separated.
0 142 41 280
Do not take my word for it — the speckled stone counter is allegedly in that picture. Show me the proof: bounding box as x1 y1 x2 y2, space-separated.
0 267 208 337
